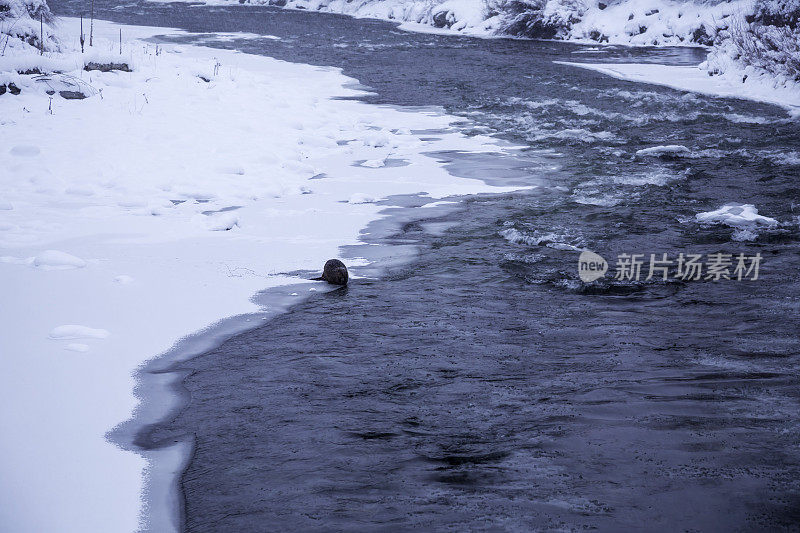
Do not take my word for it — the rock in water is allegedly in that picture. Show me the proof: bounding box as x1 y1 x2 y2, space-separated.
315 259 348 285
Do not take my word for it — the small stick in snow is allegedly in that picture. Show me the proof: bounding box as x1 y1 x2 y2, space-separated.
40 14 43 55
80 16 85 53
90 0 94 47
119 28 122 54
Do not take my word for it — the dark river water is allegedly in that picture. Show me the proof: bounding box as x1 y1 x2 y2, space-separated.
51 1 800 530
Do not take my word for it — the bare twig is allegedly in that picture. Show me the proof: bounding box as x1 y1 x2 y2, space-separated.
90 0 94 47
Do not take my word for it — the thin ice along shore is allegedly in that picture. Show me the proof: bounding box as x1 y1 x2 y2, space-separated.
0 15 521 532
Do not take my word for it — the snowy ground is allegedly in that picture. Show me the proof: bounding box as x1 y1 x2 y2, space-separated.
0 18 522 532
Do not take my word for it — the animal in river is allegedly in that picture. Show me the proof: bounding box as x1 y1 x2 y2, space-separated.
313 259 348 285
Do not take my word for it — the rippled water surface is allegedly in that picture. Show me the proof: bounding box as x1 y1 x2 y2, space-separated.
51 1 800 530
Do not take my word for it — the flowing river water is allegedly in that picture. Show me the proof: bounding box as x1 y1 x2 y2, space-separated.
51 1 800 530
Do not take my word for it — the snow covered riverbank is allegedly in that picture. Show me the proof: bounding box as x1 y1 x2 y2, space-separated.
151 0 800 119
0 18 521 532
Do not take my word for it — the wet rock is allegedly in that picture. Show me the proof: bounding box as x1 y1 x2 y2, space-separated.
314 259 348 286
433 10 452 28
6 83 21 95
84 61 132 73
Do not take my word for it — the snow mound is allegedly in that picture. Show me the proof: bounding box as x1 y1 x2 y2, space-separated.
361 158 387 168
203 212 240 231
33 250 87 269
696 203 778 228
48 325 111 340
348 193 378 204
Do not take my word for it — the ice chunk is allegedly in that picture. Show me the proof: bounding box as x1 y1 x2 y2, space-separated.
635 145 691 157
696 203 777 228
361 158 386 168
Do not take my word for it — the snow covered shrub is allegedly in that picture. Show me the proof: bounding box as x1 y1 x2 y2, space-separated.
0 0 57 54
749 0 800 27
490 0 587 38
486 0 748 45
708 0 800 82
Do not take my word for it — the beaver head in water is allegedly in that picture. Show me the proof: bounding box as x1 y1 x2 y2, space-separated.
313 259 348 285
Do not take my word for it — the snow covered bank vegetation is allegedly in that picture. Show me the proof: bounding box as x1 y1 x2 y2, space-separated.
705 0 800 85
215 0 751 46
0 17 520 533
0 0 57 54
0 0 135 98
487 0 745 45
185 0 799 106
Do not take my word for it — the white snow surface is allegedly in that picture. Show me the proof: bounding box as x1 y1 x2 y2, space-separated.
556 61 800 116
0 18 522 533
